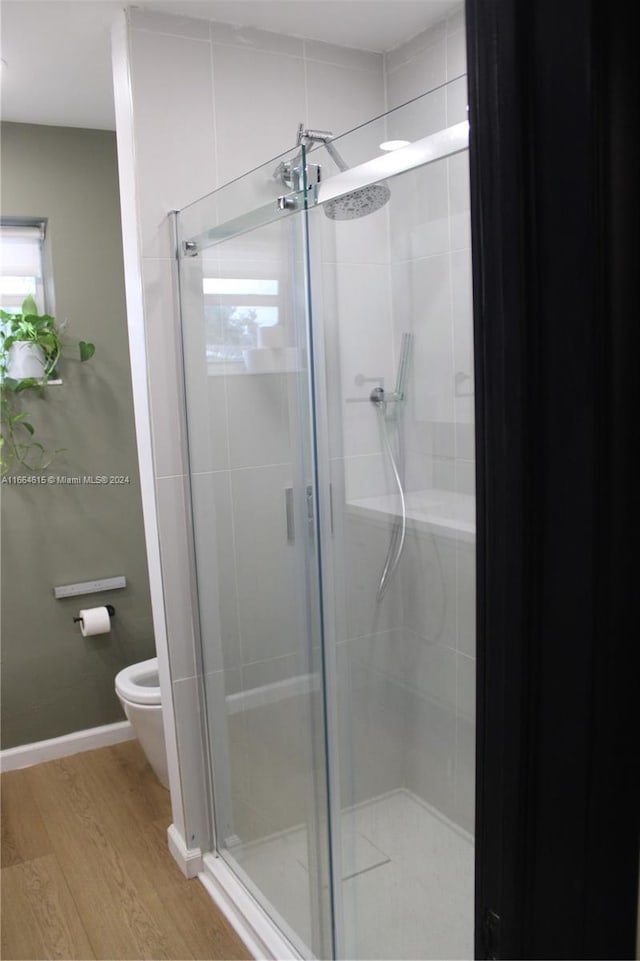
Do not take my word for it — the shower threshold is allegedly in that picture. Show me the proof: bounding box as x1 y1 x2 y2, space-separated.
209 789 473 961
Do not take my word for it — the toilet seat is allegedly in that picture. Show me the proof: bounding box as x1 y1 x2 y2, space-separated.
115 657 161 706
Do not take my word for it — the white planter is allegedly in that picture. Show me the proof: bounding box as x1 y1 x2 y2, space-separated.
6 341 47 380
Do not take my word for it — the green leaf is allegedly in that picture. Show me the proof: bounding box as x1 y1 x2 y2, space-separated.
2 377 19 392
15 377 39 392
79 341 95 362
21 421 35 435
21 295 38 317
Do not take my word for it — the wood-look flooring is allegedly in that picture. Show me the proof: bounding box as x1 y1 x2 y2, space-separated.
0 740 251 961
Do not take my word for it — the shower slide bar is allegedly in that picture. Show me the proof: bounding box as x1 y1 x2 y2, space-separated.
312 120 469 207
180 121 469 252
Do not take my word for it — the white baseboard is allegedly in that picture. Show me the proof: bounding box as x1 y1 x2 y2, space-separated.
199 853 303 960
167 823 203 879
0 721 135 773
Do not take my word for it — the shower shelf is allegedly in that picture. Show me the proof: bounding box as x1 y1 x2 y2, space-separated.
346 488 475 543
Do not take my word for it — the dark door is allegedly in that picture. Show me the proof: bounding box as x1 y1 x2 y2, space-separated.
467 0 640 956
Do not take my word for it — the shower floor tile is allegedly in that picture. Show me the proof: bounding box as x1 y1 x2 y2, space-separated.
286 816 390 879
225 789 474 960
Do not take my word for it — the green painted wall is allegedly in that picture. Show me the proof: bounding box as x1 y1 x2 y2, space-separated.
0 122 154 749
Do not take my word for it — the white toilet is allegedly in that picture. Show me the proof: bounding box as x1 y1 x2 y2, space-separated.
115 657 169 789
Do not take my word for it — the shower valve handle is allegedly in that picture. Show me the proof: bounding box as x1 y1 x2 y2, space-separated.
370 386 403 407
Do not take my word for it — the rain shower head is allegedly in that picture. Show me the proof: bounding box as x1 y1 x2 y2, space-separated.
295 124 391 221
323 183 391 221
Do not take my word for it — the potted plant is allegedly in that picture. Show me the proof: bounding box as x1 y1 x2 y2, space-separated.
1 295 95 475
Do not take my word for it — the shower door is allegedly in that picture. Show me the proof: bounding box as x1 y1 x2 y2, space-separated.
177 148 335 959
303 86 476 961
177 82 476 960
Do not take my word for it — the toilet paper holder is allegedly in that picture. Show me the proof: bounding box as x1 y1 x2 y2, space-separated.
73 604 115 625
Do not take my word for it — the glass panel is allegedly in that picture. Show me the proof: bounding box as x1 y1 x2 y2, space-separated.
306 81 476 960
177 165 334 957
178 77 476 961
178 142 308 251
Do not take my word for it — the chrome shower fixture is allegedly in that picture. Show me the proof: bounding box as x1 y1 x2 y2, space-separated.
369 332 413 415
275 123 391 220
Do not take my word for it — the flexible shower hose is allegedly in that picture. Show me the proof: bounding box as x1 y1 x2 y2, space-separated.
377 407 407 600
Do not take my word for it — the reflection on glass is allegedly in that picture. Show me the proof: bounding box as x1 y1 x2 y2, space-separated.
203 275 280 364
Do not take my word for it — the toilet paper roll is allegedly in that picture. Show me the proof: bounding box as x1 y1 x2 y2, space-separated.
78 606 112 637
257 325 284 349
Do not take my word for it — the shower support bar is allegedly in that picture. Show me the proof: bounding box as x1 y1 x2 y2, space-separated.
314 121 469 207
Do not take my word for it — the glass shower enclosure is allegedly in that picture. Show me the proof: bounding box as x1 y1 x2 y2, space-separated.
176 83 476 960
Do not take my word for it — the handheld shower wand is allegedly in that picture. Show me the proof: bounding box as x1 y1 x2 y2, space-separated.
372 333 413 600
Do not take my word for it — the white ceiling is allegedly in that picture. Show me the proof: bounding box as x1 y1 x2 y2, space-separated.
0 0 458 130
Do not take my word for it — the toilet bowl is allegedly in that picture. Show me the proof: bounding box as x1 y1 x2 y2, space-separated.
115 657 169 789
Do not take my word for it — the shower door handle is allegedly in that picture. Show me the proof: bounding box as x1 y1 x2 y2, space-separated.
285 487 295 543
284 486 315 543
285 485 335 542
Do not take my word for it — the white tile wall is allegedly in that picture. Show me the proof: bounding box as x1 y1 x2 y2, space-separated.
306 59 385 138
457 541 476 658
386 37 447 110
404 687 457 818
155 474 200 681
343 513 404 639
226 374 293 469
336 640 407 807
446 75 469 126
230 463 306 665
392 252 455 425
379 2 474 830
211 45 307 186
446 18 468 80
454 713 475 832
389 160 450 263
128 29 217 260
140 256 186 479
386 85 447 145
189 471 238 676
304 38 381 72
334 262 395 459
401 529 457 649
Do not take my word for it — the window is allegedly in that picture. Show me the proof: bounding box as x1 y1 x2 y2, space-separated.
0 221 48 315
202 276 281 364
